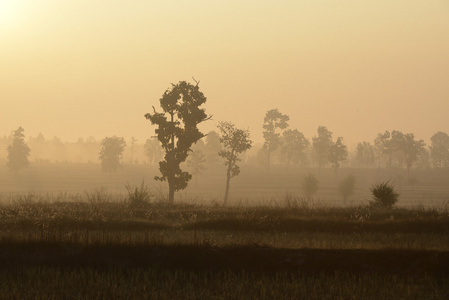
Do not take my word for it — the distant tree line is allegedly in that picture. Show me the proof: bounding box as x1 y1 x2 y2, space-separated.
3 80 449 205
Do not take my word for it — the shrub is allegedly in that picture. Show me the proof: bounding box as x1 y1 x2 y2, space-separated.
302 173 319 199
339 174 355 203
125 181 153 207
369 180 399 208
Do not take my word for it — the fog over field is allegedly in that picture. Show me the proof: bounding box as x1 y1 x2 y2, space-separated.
2 3 449 298
1 1 449 206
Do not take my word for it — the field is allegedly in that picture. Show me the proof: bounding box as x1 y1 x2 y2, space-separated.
0 164 448 298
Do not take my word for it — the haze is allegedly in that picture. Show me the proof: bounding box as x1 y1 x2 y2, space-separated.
2 0 449 146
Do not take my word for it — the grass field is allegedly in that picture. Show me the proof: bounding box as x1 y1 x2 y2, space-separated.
0 187 447 299
0 164 448 298
1 163 449 208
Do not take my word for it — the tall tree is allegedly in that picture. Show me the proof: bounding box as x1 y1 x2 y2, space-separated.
430 131 449 168
99 136 126 173
145 81 210 204
6 127 31 173
312 126 333 170
218 121 252 205
328 137 348 176
281 129 310 170
262 109 289 171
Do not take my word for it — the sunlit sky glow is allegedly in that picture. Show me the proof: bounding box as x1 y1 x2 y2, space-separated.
2 1 449 147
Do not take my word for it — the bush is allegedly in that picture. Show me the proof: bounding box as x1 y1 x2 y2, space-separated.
369 180 399 208
125 181 153 208
339 174 355 203
302 173 319 199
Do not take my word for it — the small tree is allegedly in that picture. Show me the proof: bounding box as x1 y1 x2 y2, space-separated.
145 81 210 204
301 173 319 199
6 127 31 173
262 109 289 171
99 136 126 173
338 174 355 204
218 121 252 205
369 180 399 208
328 137 348 176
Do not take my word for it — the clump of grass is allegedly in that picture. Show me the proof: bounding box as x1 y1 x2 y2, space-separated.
125 181 153 208
369 180 399 209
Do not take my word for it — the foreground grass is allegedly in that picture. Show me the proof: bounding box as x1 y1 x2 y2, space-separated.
0 194 447 298
2 267 448 300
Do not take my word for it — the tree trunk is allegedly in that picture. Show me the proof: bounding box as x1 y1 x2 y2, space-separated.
168 112 175 204
168 183 175 204
223 164 232 206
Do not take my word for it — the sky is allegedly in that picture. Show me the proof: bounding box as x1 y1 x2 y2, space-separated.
1 0 449 148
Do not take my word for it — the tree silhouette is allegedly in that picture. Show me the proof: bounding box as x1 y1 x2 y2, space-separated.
99 136 126 173
281 129 309 170
218 121 252 205
328 137 348 176
374 130 425 175
430 131 449 168
6 127 30 173
312 126 333 170
145 81 210 204
262 109 289 171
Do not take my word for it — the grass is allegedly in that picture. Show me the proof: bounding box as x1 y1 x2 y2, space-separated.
0 189 447 298
2 267 447 299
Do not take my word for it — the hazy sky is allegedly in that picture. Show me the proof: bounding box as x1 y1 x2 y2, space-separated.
2 1 449 147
